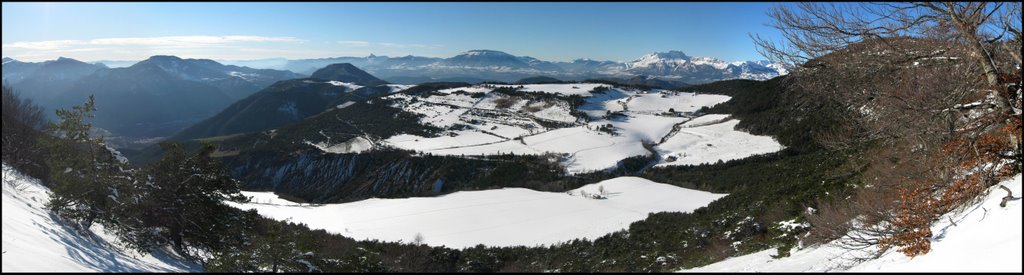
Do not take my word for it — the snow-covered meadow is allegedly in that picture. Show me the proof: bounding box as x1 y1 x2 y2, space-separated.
229 176 727 249
376 83 784 173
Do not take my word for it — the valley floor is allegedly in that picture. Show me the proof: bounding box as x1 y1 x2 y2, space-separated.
229 176 727 249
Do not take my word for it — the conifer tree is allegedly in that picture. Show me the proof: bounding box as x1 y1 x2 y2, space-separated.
41 95 115 230
132 141 249 260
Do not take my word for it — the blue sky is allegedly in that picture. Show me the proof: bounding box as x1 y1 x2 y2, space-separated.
2 2 787 62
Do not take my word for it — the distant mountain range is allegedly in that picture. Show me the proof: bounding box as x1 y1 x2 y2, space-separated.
81 50 789 85
2 56 303 140
222 50 788 84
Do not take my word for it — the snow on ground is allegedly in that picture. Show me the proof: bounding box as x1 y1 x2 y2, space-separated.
326 80 363 91
305 136 374 154
435 86 495 94
524 100 577 123
335 101 356 109
681 114 731 128
396 100 467 128
656 117 784 167
385 131 506 152
383 83 783 173
385 84 415 93
626 92 731 114
603 114 687 142
389 125 652 174
243 191 305 206
412 92 479 108
684 173 1023 272
229 176 727 249
473 93 531 110
466 122 533 139
1 164 199 272
494 83 610 96
578 87 633 118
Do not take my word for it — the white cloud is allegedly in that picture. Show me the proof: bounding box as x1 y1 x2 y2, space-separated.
2 35 447 61
2 40 81 50
336 40 371 47
2 35 303 50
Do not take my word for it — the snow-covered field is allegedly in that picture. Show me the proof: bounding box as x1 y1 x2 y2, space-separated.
229 176 727 249
382 83 783 173
656 116 785 167
684 173 1023 272
1 164 199 272
385 84 415 93
305 136 374 154
319 81 411 94
625 92 731 114
326 80 363 91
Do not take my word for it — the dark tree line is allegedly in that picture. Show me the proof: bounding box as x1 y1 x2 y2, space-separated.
2 83 48 179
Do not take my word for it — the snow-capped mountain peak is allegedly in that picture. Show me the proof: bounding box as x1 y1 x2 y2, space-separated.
461 49 513 57
630 51 694 67
620 50 788 82
689 56 730 70
442 49 533 69
235 50 788 84
647 50 692 60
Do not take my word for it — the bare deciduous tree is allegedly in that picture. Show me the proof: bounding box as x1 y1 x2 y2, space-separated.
413 232 425 245
753 2 1021 112
754 2 1022 259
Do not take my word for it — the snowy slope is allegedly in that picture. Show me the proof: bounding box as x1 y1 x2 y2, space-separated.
625 51 787 82
229 176 727 249
684 174 1023 272
1 164 199 272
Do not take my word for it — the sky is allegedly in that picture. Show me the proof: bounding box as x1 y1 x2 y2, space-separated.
2 2 787 62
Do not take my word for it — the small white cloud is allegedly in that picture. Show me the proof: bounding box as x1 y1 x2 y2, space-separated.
337 40 371 47
2 40 81 50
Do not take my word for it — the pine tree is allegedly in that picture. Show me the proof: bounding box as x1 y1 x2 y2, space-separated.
133 141 249 260
40 95 116 230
